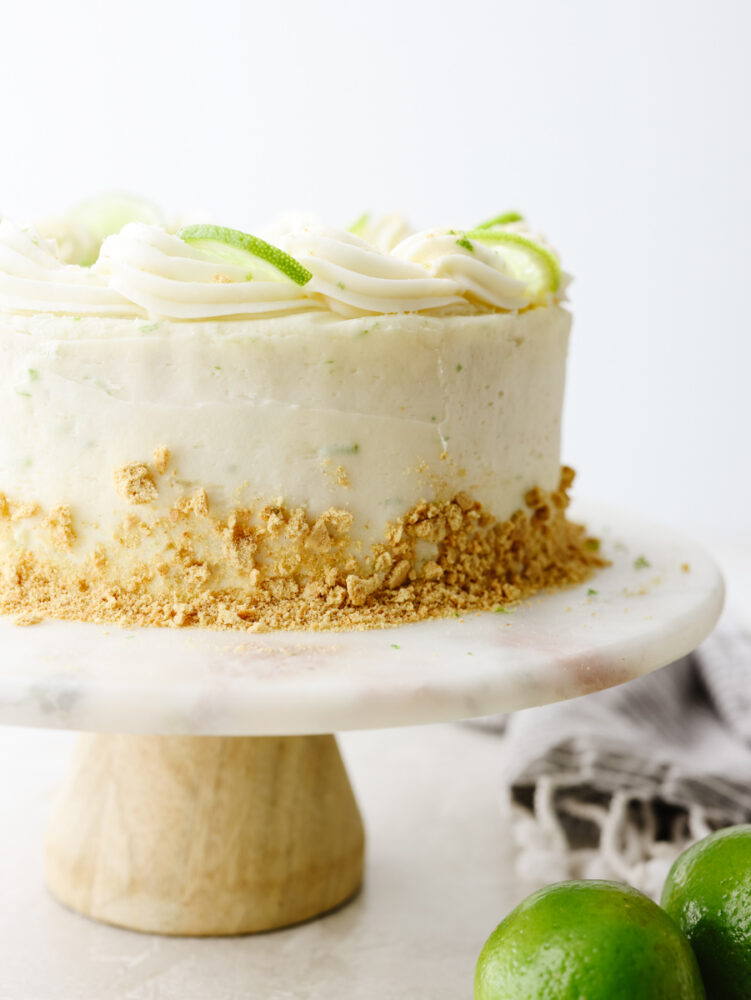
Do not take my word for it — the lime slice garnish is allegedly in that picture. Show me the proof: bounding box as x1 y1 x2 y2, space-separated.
71 194 165 243
474 211 524 229
348 212 370 237
178 224 312 285
465 228 562 297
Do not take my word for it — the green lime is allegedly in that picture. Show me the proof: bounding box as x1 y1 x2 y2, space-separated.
71 193 165 249
475 880 705 999
178 224 312 285
662 825 751 999
474 210 524 229
348 212 371 237
465 228 562 301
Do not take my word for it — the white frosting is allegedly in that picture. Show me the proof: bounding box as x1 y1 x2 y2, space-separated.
0 220 139 316
353 213 412 253
95 223 312 319
393 230 530 309
0 308 571 560
0 217 567 322
280 226 464 316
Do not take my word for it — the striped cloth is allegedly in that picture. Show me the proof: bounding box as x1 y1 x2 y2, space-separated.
479 623 751 900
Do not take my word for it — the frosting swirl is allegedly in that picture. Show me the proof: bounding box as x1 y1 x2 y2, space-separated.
280 225 464 316
95 223 312 319
393 230 531 310
0 220 139 316
0 214 567 321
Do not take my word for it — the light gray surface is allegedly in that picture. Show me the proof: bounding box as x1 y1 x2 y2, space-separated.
0 503 724 734
0 723 519 1000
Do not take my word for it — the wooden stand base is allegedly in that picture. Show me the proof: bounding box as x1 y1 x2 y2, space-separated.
44 733 365 936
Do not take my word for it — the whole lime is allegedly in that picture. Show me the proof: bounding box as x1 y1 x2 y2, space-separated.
662 825 751 999
475 879 705 999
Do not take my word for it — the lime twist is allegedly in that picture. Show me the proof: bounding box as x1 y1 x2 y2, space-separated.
463 227 562 301
475 880 705 1000
72 193 165 243
178 224 312 285
474 210 524 229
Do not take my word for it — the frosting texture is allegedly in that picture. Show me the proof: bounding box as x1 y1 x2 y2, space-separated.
0 214 568 322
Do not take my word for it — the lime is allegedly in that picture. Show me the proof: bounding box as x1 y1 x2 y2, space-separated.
465 228 562 301
475 880 705 999
662 825 751 999
348 212 370 237
71 193 165 247
474 210 524 229
178 224 312 285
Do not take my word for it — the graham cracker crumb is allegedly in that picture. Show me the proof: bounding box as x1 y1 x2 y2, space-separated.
47 505 75 551
173 488 210 518
12 503 39 521
336 466 350 488
113 463 158 505
422 560 443 581
387 559 411 589
12 612 42 626
306 518 332 553
0 468 606 633
153 446 170 475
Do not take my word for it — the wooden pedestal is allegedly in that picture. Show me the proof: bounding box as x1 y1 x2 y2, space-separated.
44 733 365 936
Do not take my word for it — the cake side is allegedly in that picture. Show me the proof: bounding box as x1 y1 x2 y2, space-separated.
0 307 603 632
0 465 603 631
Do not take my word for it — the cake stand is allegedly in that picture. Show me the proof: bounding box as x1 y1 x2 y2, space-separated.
0 503 724 937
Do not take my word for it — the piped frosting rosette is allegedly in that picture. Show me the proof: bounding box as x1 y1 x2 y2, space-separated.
0 220 139 316
95 223 312 320
0 209 568 321
280 225 465 316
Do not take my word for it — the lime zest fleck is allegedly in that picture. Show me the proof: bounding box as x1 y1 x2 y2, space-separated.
587 588 598 596
465 228 562 294
391 643 400 650
178 224 312 286
28 368 39 381
634 555 651 570
456 236 474 252
585 538 601 552
474 211 524 229
456 363 463 372
494 605 514 614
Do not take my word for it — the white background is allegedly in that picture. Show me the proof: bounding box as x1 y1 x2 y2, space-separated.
1 0 749 546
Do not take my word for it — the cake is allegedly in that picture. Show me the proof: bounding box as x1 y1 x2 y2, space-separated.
0 202 603 631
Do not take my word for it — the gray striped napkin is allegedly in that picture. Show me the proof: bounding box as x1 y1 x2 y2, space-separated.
479 623 751 900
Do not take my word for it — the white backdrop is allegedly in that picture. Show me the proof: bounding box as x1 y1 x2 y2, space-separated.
1 0 749 544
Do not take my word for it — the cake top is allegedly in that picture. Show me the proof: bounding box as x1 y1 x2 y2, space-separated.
0 196 569 321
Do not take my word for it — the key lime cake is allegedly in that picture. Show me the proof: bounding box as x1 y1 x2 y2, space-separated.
0 201 603 631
